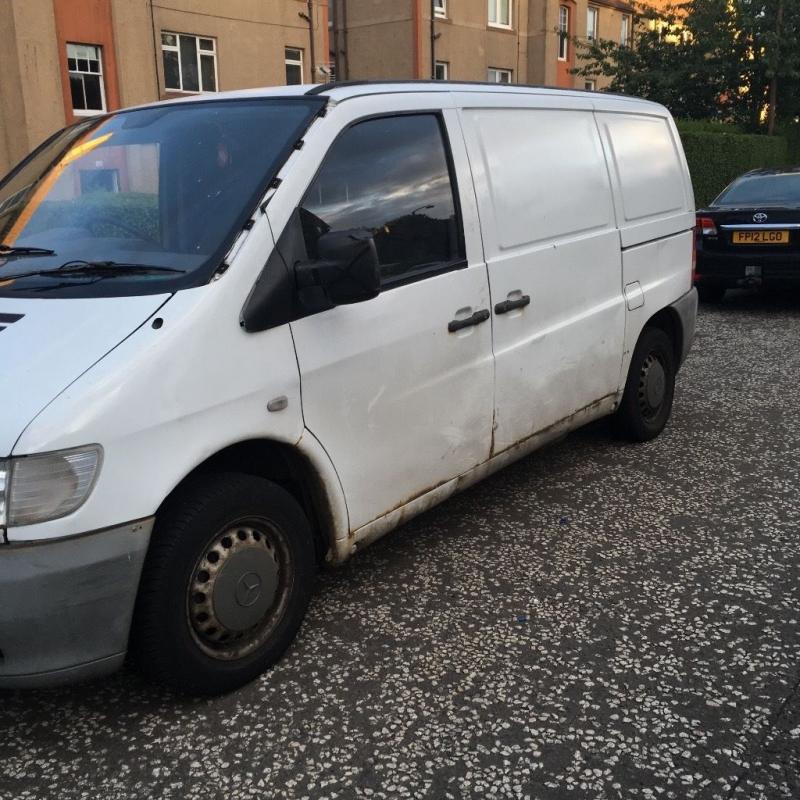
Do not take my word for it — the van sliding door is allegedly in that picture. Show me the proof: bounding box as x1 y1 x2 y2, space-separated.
455 96 626 454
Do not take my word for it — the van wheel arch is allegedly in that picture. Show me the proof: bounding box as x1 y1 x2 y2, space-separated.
155 440 334 565
642 306 682 369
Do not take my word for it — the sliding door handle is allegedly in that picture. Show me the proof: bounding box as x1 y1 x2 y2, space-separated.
494 294 531 315
448 309 490 333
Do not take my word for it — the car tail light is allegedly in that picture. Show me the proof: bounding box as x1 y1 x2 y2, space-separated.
696 216 718 236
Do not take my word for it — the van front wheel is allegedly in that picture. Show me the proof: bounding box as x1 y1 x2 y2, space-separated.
131 473 315 695
613 326 676 442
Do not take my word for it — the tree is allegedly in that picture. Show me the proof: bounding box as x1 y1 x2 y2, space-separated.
573 0 800 132
735 0 800 133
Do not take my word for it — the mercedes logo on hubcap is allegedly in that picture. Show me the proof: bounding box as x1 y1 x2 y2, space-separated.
753 212 768 223
235 571 263 607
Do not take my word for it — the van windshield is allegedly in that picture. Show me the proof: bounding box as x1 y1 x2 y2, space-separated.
0 98 322 298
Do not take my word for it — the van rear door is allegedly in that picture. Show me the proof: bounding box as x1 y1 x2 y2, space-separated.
594 110 695 383
456 95 625 454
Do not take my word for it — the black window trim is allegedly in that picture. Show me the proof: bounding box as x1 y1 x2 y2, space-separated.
297 109 468 293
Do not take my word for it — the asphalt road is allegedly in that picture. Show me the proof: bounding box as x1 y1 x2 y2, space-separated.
2 290 799 800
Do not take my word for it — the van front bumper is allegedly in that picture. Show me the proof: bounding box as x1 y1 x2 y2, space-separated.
0 518 153 689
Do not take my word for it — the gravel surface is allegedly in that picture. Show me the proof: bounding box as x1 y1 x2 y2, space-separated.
1 290 799 800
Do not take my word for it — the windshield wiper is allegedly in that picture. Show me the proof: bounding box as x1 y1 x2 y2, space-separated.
0 260 186 282
54 260 186 276
0 245 57 257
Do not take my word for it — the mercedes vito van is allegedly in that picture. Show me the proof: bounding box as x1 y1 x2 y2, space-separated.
0 82 697 694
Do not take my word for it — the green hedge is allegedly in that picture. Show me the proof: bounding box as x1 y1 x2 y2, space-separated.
676 123 790 207
676 120 746 136
779 122 800 163
24 192 159 241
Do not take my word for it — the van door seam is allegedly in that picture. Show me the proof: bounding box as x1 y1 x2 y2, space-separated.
621 228 694 251
449 101 498 458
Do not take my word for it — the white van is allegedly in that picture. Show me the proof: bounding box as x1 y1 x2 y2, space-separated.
0 82 696 694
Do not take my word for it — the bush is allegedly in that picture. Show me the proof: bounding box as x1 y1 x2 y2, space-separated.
676 120 746 136
778 122 800 163
675 123 790 207
24 192 159 241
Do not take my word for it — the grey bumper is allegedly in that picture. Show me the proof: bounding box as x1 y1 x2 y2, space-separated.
0 518 153 688
671 286 698 367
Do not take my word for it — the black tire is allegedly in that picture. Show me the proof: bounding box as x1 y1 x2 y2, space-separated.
130 473 316 695
697 284 726 303
613 326 676 442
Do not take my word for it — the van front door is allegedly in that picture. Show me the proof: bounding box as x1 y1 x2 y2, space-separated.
287 107 494 534
457 98 626 454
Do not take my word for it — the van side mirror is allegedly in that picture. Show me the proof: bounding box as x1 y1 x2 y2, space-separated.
295 229 381 306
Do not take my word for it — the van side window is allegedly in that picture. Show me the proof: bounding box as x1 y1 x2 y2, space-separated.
299 114 465 287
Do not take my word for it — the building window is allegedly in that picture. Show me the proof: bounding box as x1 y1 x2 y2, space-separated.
434 61 449 80
487 67 512 83
285 47 304 85
79 168 120 194
587 7 598 41
584 80 596 91
434 0 447 18
67 43 106 115
621 14 631 46
161 33 217 93
558 6 569 61
488 0 512 28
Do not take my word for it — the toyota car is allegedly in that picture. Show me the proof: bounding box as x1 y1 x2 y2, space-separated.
695 167 800 302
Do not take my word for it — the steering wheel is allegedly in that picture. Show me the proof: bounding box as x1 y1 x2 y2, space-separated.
87 215 159 245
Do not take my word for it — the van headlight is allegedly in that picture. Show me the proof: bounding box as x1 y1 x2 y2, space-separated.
0 446 102 527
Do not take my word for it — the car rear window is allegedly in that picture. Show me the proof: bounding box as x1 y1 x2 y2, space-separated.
714 174 800 206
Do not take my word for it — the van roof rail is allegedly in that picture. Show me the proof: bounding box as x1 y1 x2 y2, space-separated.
304 79 638 102
305 81 358 95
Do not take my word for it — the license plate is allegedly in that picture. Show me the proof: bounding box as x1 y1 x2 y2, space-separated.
732 230 790 245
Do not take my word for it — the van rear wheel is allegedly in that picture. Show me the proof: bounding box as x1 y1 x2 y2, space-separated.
131 473 315 695
613 326 676 442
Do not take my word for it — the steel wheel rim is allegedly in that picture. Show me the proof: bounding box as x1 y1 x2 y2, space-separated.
187 518 292 661
638 351 667 420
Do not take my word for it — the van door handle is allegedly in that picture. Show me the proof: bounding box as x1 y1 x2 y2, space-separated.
448 309 490 332
494 294 531 315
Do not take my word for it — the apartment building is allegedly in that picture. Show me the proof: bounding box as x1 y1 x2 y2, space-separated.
331 0 634 90
0 0 635 177
0 0 329 176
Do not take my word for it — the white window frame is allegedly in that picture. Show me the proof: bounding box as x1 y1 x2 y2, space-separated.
434 60 449 80
488 0 513 30
487 67 512 83
584 79 596 91
621 14 631 46
558 6 570 61
434 0 447 19
161 32 218 94
285 47 305 85
587 6 598 41
67 43 107 117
